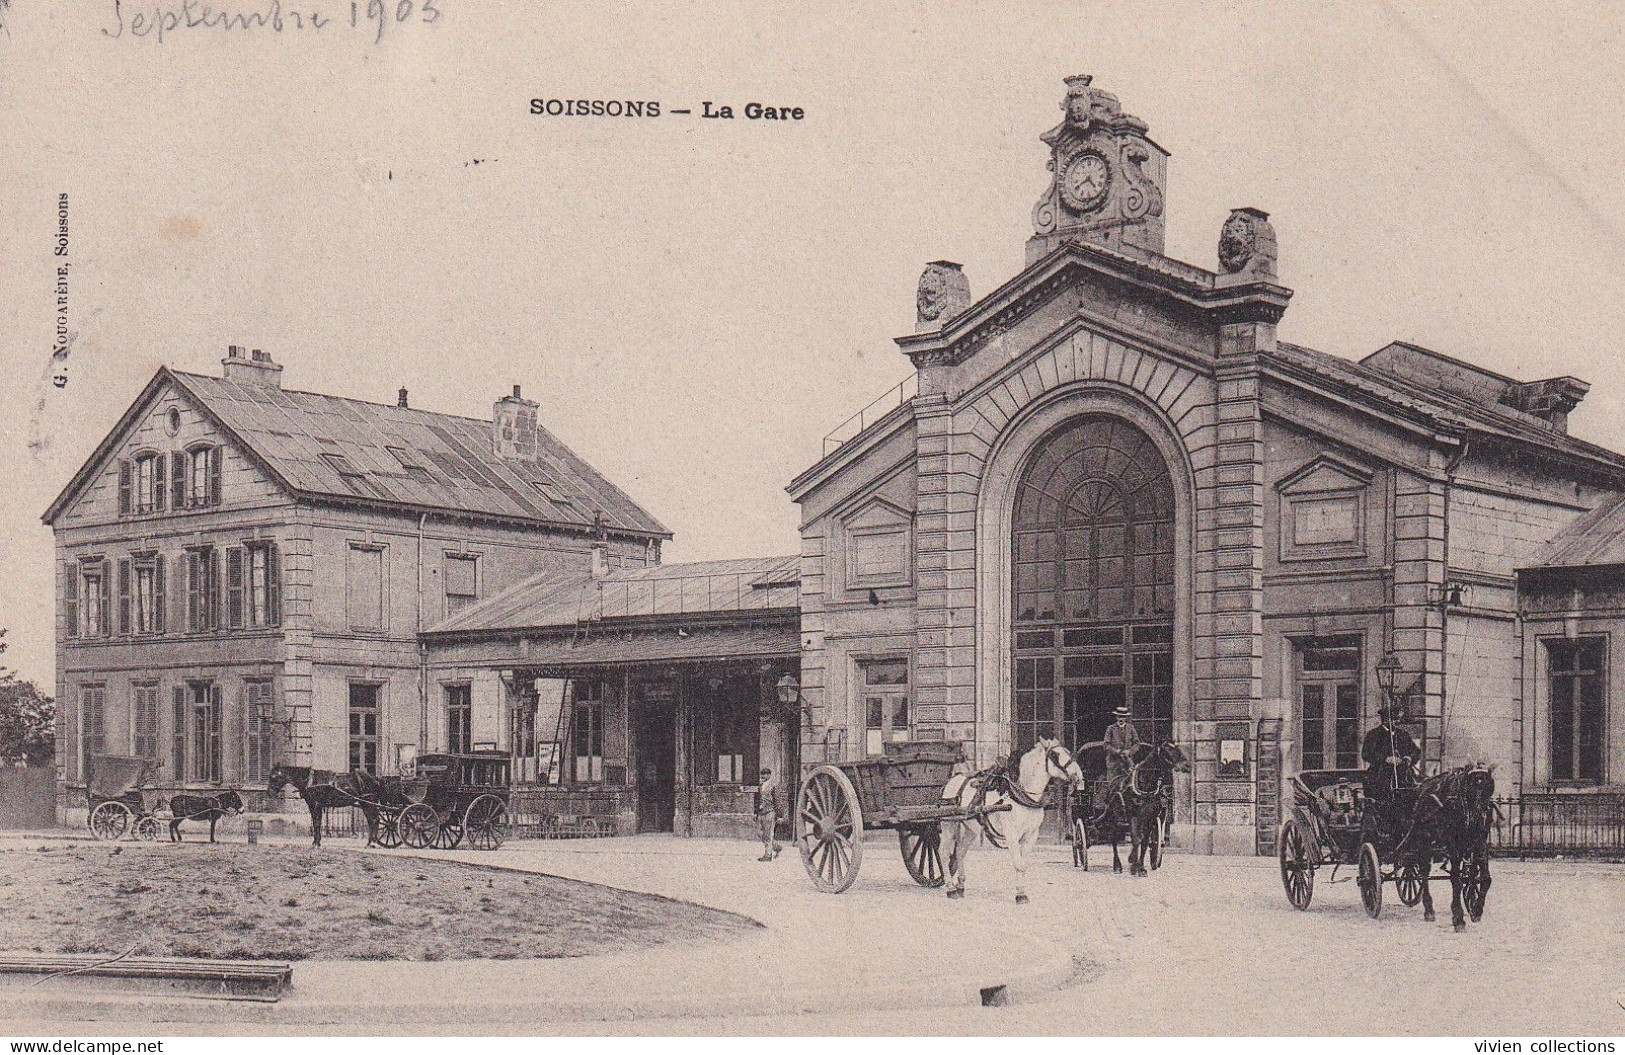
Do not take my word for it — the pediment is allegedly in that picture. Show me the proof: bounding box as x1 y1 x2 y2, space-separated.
1277 456 1373 495
844 496 912 530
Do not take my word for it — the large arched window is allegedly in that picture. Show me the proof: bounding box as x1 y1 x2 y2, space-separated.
1011 416 1176 753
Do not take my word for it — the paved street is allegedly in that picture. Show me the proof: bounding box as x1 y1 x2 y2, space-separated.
423 835 1625 1035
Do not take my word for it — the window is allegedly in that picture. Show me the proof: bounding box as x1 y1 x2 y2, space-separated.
127 556 164 635
571 680 604 783
1547 637 1605 784
185 446 221 508
186 547 219 632
80 685 105 777
79 561 109 638
227 543 280 629
346 544 384 631
245 680 275 785
132 684 159 758
860 659 910 755
190 682 222 783
322 453 384 498
1296 638 1362 770
700 679 759 784
123 452 166 515
172 688 187 779
444 555 478 616
348 683 381 774
445 684 472 754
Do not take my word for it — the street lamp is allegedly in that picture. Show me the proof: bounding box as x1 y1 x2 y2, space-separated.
776 674 810 721
1376 652 1401 712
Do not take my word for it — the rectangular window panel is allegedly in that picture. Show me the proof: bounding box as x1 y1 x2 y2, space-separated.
1301 684 1325 771
245 681 275 785
348 683 380 774
862 660 908 686
1334 682 1361 769
346 545 384 631
1548 637 1606 783
444 555 478 615
850 528 909 583
81 687 105 775
444 684 472 754
571 682 604 783
132 685 159 758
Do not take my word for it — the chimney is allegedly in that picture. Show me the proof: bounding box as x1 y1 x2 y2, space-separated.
397 387 409 408
492 383 539 458
221 345 284 388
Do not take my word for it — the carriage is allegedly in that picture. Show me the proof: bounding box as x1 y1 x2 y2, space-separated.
85 754 163 842
1277 767 1489 920
796 741 1010 893
392 751 510 852
1068 776 1169 871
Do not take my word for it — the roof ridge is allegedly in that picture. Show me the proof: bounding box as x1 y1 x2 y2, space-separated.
172 370 501 427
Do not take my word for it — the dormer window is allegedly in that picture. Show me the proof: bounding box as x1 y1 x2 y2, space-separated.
181 445 221 508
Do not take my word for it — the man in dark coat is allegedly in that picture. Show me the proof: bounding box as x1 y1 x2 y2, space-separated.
1103 706 1141 784
1362 705 1421 837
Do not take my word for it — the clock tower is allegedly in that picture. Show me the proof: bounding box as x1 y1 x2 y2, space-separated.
1028 75 1168 263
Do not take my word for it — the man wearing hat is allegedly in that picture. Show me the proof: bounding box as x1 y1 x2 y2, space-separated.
1362 703 1421 838
1103 705 1141 787
754 766 782 861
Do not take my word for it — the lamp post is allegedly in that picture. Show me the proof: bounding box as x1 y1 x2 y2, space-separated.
1376 652 1401 716
775 674 804 719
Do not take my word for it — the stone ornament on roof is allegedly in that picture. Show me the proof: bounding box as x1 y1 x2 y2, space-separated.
915 261 971 332
1217 207 1277 282
1030 74 1167 261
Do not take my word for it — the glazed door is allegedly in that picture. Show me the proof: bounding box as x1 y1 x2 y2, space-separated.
1064 683 1124 774
633 702 676 833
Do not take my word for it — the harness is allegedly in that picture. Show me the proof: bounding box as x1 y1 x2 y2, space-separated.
969 745 1073 845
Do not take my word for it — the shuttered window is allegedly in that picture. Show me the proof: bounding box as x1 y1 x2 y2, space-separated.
80 685 106 778
132 684 160 758
186 547 218 633
191 683 221 783
245 680 275 785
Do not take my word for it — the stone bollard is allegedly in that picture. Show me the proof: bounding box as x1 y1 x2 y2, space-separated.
246 819 263 845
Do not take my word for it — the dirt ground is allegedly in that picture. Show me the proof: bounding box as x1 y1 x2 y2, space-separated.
0 842 757 961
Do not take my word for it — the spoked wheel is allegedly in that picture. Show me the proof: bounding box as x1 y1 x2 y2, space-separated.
1072 817 1090 871
1148 812 1167 871
1462 850 1490 920
899 825 944 887
796 765 864 894
89 801 133 842
399 803 440 849
464 795 508 851
132 815 160 842
1358 841 1383 919
433 822 465 849
374 808 403 849
1279 819 1315 911
1397 859 1428 907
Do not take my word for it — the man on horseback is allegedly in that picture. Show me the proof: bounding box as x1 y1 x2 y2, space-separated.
1362 703 1421 842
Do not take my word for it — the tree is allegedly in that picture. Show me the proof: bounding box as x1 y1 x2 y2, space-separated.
0 629 54 765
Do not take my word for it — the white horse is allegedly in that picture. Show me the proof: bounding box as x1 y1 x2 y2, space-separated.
939 738 1086 904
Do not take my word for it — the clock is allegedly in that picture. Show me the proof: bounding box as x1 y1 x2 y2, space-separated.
1059 151 1111 212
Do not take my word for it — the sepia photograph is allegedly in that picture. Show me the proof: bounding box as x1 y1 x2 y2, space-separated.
1 0 1623 1042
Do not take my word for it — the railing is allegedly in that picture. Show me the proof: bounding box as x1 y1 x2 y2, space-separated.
1489 793 1625 858
822 374 918 456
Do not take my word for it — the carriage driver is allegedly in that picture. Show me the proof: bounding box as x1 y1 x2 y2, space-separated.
1104 705 1141 786
1361 704 1421 835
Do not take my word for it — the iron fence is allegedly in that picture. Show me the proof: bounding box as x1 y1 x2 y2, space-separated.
1489 793 1625 858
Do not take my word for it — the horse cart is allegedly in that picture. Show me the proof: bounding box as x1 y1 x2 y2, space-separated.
1277 767 1490 921
85 754 163 842
394 751 510 852
796 741 1008 894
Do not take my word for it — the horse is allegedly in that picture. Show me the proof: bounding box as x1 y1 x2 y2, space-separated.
269 765 388 847
1073 741 1189 875
166 789 244 843
939 738 1085 904
1394 763 1497 932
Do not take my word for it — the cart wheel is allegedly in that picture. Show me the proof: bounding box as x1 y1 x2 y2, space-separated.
899 826 943 887
465 795 507 851
1397 859 1427 907
1279 820 1316 910
132 815 160 842
399 803 440 849
1148 812 1167 871
1462 850 1490 920
375 809 403 849
796 765 864 894
433 821 464 850
1072 817 1090 871
89 801 133 842
1358 841 1383 919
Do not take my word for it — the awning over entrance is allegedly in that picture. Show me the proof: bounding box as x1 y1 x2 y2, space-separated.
516 624 799 672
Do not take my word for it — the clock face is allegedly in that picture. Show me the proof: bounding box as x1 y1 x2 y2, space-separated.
1060 152 1110 212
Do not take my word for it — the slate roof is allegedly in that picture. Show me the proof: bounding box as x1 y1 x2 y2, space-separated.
426 555 800 636
503 624 801 670
1530 495 1625 570
1266 343 1625 476
164 371 668 536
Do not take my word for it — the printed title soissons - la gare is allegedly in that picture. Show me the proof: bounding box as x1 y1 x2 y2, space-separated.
529 98 806 120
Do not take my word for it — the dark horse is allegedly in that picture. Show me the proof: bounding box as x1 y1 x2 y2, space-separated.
166 790 245 842
1073 741 1190 876
1394 763 1497 932
269 766 404 847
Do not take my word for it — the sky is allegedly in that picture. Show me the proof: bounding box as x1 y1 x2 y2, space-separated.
1 1 1623 686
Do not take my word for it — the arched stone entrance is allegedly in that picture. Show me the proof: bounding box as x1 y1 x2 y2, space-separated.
1010 415 1176 755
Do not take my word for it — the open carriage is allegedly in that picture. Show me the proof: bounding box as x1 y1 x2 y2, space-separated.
1278 767 1488 919
393 751 510 852
85 754 163 842
796 741 1009 894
